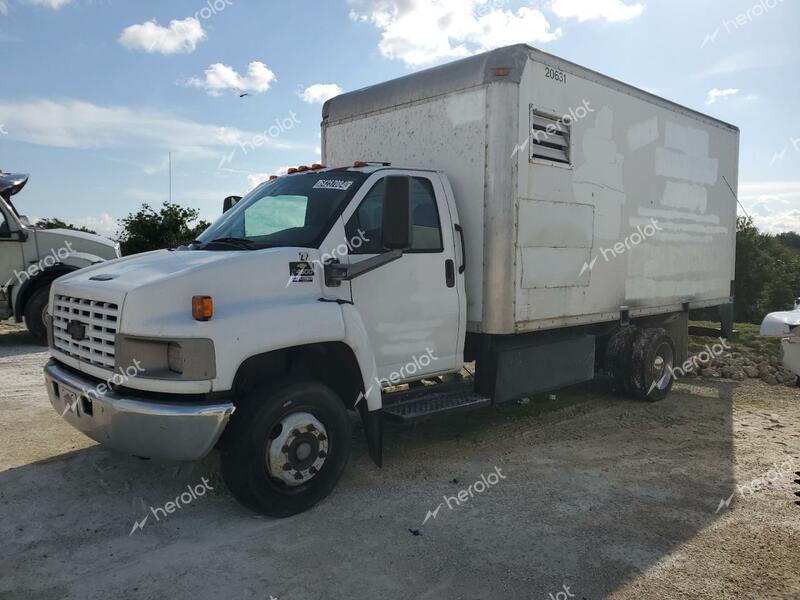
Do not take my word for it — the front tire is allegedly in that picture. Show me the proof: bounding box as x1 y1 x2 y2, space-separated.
24 284 50 346
220 381 352 517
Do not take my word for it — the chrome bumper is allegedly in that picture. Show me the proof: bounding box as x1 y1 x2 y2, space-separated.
44 360 235 461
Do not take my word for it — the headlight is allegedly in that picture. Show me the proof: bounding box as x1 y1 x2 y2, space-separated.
115 335 216 381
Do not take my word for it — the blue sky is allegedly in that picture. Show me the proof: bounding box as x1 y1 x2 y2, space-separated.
0 0 797 237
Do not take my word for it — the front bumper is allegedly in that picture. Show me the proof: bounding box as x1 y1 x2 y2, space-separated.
44 360 235 461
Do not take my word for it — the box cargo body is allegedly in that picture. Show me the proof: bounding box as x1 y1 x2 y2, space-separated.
323 44 739 335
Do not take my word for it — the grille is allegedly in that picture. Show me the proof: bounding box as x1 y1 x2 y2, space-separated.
52 294 119 370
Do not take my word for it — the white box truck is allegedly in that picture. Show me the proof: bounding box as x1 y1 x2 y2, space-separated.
43 45 739 517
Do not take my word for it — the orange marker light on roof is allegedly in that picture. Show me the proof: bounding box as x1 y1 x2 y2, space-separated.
296 165 310 172
192 296 213 321
311 163 326 170
353 161 368 168
287 167 298 174
269 175 278 180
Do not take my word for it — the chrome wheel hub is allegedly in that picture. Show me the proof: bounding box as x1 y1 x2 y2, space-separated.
651 343 674 390
266 412 328 487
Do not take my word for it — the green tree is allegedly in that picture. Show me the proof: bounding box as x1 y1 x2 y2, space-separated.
117 202 210 256
35 217 96 234
776 231 800 251
734 216 800 322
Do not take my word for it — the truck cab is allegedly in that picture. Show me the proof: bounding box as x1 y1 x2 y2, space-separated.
0 171 120 343
44 164 468 516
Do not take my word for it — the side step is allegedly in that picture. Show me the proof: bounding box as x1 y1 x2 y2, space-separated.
382 384 491 424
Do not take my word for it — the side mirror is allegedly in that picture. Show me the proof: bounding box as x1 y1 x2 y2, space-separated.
382 176 411 250
223 195 242 213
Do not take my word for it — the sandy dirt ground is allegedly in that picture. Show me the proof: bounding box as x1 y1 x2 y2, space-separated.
0 321 799 600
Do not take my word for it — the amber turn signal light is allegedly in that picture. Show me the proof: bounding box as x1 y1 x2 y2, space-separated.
192 296 213 321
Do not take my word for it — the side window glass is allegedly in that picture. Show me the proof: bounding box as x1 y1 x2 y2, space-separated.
345 176 443 254
0 210 9 237
346 179 385 254
410 178 442 252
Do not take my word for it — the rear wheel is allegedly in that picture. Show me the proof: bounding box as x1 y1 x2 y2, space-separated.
24 284 50 346
604 325 639 396
220 380 352 517
629 328 675 401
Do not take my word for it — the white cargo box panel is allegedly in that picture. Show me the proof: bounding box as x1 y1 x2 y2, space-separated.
323 44 739 335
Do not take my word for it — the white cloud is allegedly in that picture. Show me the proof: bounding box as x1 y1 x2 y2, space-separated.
0 2 9 15
119 17 206 55
0 98 304 173
550 0 644 22
25 0 71 8
247 173 271 191
349 0 561 67
187 62 277 96
74 213 118 238
739 181 800 233
705 88 739 105
301 83 343 104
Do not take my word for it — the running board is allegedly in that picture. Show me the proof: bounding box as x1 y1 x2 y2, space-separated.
382 385 491 424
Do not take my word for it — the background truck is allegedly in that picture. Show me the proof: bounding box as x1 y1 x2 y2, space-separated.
0 171 120 343
43 44 739 517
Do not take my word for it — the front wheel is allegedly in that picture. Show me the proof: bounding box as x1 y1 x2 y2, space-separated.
220 381 352 517
24 284 50 346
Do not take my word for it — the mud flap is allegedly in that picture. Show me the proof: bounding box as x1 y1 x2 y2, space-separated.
358 402 383 468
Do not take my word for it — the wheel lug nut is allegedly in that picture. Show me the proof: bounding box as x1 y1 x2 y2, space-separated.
282 464 292 471
318 434 327 442
307 424 316 432
294 472 303 480
281 445 290 453
309 466 317 474
318 450 327 458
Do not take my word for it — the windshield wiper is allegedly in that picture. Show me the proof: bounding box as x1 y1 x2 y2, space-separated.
201 237 258 250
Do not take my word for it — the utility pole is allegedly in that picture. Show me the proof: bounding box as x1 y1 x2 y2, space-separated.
169 152 172 203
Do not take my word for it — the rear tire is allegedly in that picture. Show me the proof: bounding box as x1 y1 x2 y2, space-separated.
629 328 676 402
604 325 639 396
220 380 352 517
24 284 50 346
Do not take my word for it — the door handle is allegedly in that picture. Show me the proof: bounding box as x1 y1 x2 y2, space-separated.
445 259 455 288
454 224 466 274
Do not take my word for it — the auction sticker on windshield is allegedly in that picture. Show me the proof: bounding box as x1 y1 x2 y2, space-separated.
313 180 354 191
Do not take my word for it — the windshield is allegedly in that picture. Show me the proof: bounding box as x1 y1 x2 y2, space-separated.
195 171 367 250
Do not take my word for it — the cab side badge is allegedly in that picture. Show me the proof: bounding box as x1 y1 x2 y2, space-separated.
289 262 314 283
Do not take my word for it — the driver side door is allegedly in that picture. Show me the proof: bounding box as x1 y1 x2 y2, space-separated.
342 171 463 384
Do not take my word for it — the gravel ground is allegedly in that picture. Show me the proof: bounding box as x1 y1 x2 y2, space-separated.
1 322 799 600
